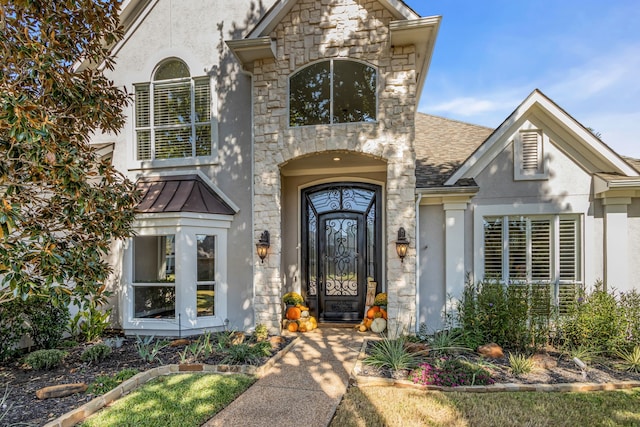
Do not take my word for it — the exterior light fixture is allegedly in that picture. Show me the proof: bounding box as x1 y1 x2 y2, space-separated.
256 230 270 263
396 227 409 262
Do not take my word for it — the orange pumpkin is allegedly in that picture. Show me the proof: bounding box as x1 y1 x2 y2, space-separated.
286 306 301 320
366 306 381 319
380 308 388 320
287 321 299 332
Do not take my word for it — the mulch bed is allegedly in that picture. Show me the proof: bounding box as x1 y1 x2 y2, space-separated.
0 332 291 426
359 341 640 385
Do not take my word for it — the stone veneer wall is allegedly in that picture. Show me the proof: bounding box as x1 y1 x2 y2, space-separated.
251 0 418 334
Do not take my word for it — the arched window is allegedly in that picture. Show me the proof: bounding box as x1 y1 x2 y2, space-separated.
289 60 377 127
134 58 212 161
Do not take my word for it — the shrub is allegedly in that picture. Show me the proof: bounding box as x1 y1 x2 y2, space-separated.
619 290 640 349
81 343 112 364
457 279 550 352
363 336 425 372
616 346 640 373
135 335 168 363
428 329 469 357
410 358 494 387
221 341 272 365
0 299 29 362
70 305 111 343
252 323 269 342
24 298 70 349
23 349 66 370
509 353 534 376
560 282 624 353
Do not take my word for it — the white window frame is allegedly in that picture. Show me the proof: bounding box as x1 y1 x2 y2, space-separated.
121 212 232 336
474 204 583 308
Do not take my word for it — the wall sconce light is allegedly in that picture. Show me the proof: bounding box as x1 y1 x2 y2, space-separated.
256 230 270 263
396 227 409 263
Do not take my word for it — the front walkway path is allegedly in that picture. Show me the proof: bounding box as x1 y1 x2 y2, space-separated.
202 326 365 427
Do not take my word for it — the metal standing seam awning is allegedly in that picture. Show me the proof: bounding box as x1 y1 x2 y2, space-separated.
134 174 236 215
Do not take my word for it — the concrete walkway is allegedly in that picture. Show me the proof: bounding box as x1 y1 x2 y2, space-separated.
202 326 365 427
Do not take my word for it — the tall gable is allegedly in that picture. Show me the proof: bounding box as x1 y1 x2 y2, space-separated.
446 90 639 186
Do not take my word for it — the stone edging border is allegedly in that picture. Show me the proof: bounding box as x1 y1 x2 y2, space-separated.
43 336 301 427
350 339 640 393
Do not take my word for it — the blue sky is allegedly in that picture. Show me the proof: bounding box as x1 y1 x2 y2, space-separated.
405 0 640 158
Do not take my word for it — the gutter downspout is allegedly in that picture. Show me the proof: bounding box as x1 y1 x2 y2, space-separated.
414 193 422 333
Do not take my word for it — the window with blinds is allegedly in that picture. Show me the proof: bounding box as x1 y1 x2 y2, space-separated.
135 59 212 161
483 215 580 310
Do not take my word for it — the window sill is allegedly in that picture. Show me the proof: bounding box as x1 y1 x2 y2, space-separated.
128 155 219 171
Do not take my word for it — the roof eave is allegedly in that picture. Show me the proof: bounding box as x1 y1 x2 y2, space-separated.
225 37 276 70
390 16 441 106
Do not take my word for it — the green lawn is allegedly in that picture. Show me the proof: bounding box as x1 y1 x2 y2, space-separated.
331 386 640 427
81 374 254 427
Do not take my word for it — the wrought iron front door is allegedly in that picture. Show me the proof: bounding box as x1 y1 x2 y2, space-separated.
318 213 365 321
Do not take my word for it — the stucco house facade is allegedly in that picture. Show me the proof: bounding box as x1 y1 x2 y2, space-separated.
91 0 640 336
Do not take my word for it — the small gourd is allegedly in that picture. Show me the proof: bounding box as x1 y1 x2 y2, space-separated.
358 324 367 332
287 321 299 332
370 318 387 333
380 308 388 320
286 306 301 320
363 318 373 329
301 310 310 318
298 323 308 332
309 316 318 329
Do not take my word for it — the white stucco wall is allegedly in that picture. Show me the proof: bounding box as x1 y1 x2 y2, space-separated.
94 0 277 332
417 204 446 331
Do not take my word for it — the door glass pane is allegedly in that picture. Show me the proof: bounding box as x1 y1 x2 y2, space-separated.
324 218 358 296
308 206 317 296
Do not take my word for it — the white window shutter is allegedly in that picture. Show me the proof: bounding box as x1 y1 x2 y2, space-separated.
530 219 551 281
521 131 540 172
483 217 503 279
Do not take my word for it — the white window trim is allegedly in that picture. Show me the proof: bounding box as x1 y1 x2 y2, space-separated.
121 212 232 336
514 127 549 181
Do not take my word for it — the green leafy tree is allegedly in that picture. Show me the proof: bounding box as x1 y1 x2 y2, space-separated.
0 1 138 309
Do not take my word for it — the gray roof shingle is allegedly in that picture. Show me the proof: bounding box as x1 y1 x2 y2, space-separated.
414 113 493 188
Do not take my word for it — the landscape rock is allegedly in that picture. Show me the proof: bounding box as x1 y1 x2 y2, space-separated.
532 353 558 369
36 383 88 400
477 343 504 359
230 332 245 345
404 342 430 354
